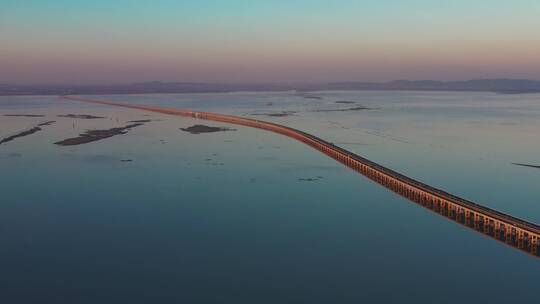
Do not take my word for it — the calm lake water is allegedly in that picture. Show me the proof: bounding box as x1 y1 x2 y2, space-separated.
1 91 539 303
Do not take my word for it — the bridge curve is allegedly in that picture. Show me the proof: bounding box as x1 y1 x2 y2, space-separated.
63 95 540 258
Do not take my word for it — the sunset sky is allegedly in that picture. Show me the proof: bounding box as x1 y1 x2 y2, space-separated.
1 0 540 84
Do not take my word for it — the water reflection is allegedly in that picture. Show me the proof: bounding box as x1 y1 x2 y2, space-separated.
382 174 540 258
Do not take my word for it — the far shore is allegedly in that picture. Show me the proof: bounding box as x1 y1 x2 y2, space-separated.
2 79 540 96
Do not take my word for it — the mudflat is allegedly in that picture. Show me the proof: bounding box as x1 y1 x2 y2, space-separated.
54 123 144 146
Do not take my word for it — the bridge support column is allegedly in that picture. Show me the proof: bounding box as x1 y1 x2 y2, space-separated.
465 210 473 226
531 236 539 255
483 217 489 234
517 230 525 249
506 227 514 244
494 222 502 239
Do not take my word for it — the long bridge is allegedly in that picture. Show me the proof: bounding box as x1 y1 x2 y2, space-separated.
63 95 540 258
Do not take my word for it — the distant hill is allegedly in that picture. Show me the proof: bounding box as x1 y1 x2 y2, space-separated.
381 79 540 93
1 79 540 96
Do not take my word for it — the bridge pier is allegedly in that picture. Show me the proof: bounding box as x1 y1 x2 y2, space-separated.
529 235 535 253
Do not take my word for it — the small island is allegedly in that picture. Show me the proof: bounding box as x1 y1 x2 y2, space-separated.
180 124 236 134
54 122 144 146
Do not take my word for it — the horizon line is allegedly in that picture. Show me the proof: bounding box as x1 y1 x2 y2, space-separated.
3 78 540 87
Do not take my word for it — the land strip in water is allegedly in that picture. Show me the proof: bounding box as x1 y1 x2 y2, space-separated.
314 106 371 112
57 114 104 119
512 163 540 169
0 121 55 146
54 122 145 146
4 114 45 117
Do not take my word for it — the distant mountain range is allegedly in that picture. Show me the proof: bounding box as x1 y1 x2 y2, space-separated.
1 79 540 96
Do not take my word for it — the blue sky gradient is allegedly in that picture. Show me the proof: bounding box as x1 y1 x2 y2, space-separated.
1 1 539 83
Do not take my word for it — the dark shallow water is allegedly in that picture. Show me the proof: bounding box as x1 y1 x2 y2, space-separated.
0 93 539 303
